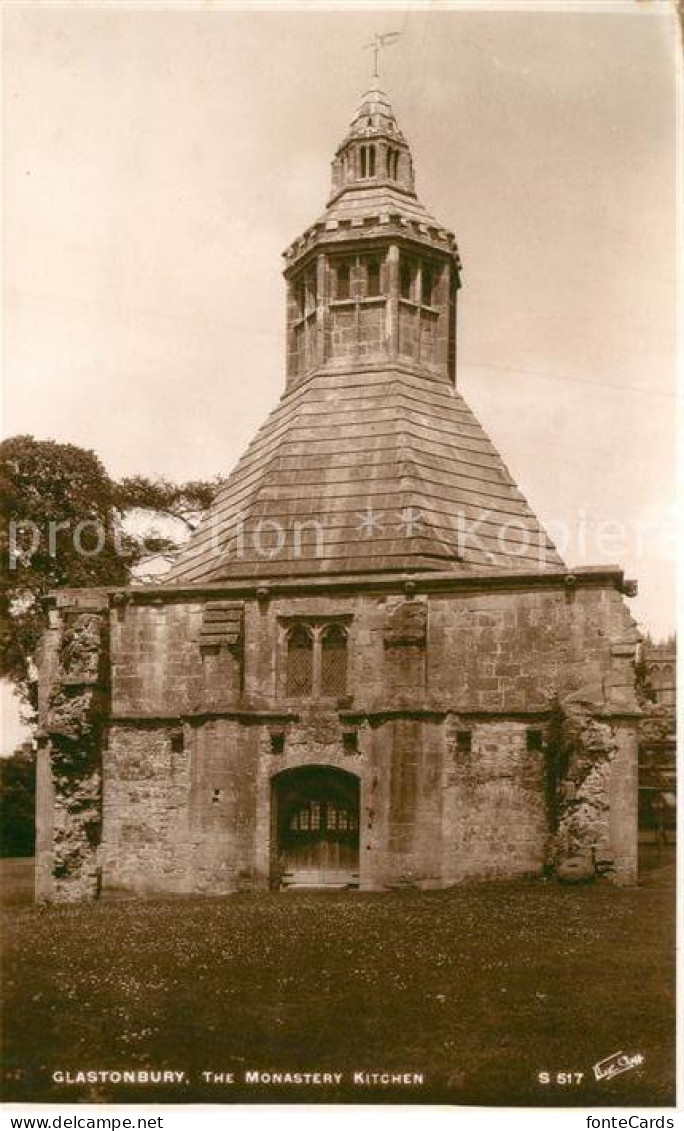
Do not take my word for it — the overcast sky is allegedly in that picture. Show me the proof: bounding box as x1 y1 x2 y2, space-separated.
2 3 678 746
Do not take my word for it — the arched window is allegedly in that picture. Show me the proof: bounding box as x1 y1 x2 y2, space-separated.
286 625 314 697
360 146 367 178
320 624 348 697
369 145 376 177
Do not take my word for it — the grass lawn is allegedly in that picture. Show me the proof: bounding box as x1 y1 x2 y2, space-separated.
0 858 35 908
1 858 675 1107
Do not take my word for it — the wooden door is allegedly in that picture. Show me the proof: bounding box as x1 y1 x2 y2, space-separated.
274 768 360 888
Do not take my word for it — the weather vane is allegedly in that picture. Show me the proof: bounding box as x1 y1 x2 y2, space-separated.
363 31 401 83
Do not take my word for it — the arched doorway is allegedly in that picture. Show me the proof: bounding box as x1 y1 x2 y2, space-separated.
272 766 360 889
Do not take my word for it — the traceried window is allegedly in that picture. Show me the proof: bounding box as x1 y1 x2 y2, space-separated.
285 624 314 697
282 620 350 700
320 624 348 697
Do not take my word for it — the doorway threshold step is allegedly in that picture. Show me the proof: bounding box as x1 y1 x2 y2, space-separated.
281 870 359 890
281 877 357 886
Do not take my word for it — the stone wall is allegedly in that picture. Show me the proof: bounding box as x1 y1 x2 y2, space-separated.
443 718 548 883
36 574 641 899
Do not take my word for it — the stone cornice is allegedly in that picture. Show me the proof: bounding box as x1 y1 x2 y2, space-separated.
108 708 301 727
103 703 640 727
282 213 460 271
46 563 631 609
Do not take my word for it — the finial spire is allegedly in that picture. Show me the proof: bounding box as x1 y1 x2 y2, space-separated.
363 31 401 83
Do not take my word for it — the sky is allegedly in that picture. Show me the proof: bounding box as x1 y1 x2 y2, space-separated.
2 2 679 748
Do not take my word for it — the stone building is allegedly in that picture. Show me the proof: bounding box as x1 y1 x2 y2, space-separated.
640 640 676 711
35 84 642 901
637 640 677 838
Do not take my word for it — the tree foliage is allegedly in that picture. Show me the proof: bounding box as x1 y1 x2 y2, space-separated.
116 475 220 531
115 474 224 580
0 744 36 857
0 436 133 703
0 435 220 709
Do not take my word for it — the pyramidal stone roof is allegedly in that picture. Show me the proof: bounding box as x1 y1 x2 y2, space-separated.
164 86 564 586
321 177 442 231
165 368 564 583
346 86 407 142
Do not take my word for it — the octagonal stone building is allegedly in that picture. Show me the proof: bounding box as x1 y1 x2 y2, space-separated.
35 84 641 900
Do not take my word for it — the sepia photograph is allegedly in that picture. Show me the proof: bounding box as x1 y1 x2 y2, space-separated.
1 0 679 1114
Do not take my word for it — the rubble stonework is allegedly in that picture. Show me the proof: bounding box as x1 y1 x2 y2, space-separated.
545 699 620 877
37 603 109 901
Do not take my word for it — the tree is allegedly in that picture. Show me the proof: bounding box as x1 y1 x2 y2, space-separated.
0 744 36 857
0 436 134 707
116 475 220 532
0 435 221 710
115 474 223 579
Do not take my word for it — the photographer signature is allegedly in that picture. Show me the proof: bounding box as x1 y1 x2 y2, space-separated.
593 1051 645 1082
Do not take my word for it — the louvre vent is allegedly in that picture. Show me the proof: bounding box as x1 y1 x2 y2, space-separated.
199 601 243 649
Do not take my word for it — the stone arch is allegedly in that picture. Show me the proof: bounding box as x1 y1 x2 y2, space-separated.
270 764 360 889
